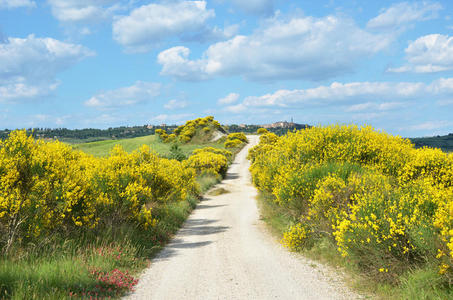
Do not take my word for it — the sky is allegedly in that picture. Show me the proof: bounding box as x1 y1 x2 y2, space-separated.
0 0 452 137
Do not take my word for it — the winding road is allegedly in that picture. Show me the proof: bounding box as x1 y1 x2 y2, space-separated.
125 136 361 300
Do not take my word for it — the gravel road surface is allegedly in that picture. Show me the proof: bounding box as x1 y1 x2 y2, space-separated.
125 135 361 300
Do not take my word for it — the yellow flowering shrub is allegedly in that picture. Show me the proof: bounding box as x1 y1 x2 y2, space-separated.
0 130 225 253
249 125 453 281
282 223 312 251
173 116 222 143
192 147 232 160
398 147 453 187
184 148 229 178
225 139 243 148
0 131 99 252
226 132 248 143
310 173 349 225
224 132 248 149
257 128 268 134
155 129 169 142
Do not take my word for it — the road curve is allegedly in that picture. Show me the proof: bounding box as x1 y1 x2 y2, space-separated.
125 136 361 300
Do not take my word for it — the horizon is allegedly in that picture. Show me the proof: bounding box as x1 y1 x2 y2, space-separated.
1 0 453 136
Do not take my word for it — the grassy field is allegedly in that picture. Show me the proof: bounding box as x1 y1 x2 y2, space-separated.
71 134 226 157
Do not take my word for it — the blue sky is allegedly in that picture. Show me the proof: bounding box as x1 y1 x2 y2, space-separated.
0 0 452 137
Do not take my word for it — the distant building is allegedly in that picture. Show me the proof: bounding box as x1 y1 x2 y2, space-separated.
262 121 295 129
261 120 310 129
147 125 154 129
239 124 246 128
160 123 167 127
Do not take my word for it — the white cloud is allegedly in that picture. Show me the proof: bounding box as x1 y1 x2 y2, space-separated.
0 79 59 102
223 103 246 113
113 1 227 53
345 102 405 112
0 34 94 102
0 0 35 9
164 99 188 110
151 113 194 124
85 81 161 109
46 0 120 23
231 0 273 16
226 78 453 112
218 92 239 105
367 1 442 31
388 34 453 73
407 120 451 131
158 14 392 81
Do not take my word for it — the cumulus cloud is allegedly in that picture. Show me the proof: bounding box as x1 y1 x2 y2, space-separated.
158 14 392 81
218 92 240 105
367 1 442 31
0 34 94 102
225 78 453 112
151 113 194 124
0 0 35 9
113 1 234 53
46 0 121 23
345 102 406 112
85 81 161 109
0 79 59 102
388 34 453 73
164 99 188 110
231 0 273 16
406 120 451 131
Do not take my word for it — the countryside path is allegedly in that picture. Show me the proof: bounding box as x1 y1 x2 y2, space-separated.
126 136 360 300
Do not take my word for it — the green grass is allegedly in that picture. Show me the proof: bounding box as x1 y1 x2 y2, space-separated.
0 236 148 299
70 134 226 157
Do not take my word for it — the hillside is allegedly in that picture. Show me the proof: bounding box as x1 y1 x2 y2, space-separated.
410 133 453 152
0 125 175 143
71 134 226 157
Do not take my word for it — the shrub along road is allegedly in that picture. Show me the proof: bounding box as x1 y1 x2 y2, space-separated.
125 136 360 299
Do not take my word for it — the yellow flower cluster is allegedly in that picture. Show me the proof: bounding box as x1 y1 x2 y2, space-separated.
224 132 248 148
281 223 312 252
155 116 222 143
185 147 231 178
175 116 222 143
256 128 268 135
249 125 453 280
0 130 229 252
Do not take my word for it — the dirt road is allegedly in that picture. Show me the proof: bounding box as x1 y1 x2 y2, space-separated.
126 136 360 299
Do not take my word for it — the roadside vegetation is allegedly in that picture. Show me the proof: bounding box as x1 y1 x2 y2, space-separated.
249 126 453 299
71 134 226 158
0 117 246 299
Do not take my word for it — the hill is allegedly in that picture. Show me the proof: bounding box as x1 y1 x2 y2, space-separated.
71 134 226 157
410 133 453 152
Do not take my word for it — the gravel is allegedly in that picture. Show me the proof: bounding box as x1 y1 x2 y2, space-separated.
125 135 362 300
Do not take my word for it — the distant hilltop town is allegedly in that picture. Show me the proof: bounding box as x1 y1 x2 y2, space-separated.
260 120 309 129
234 119 309 130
